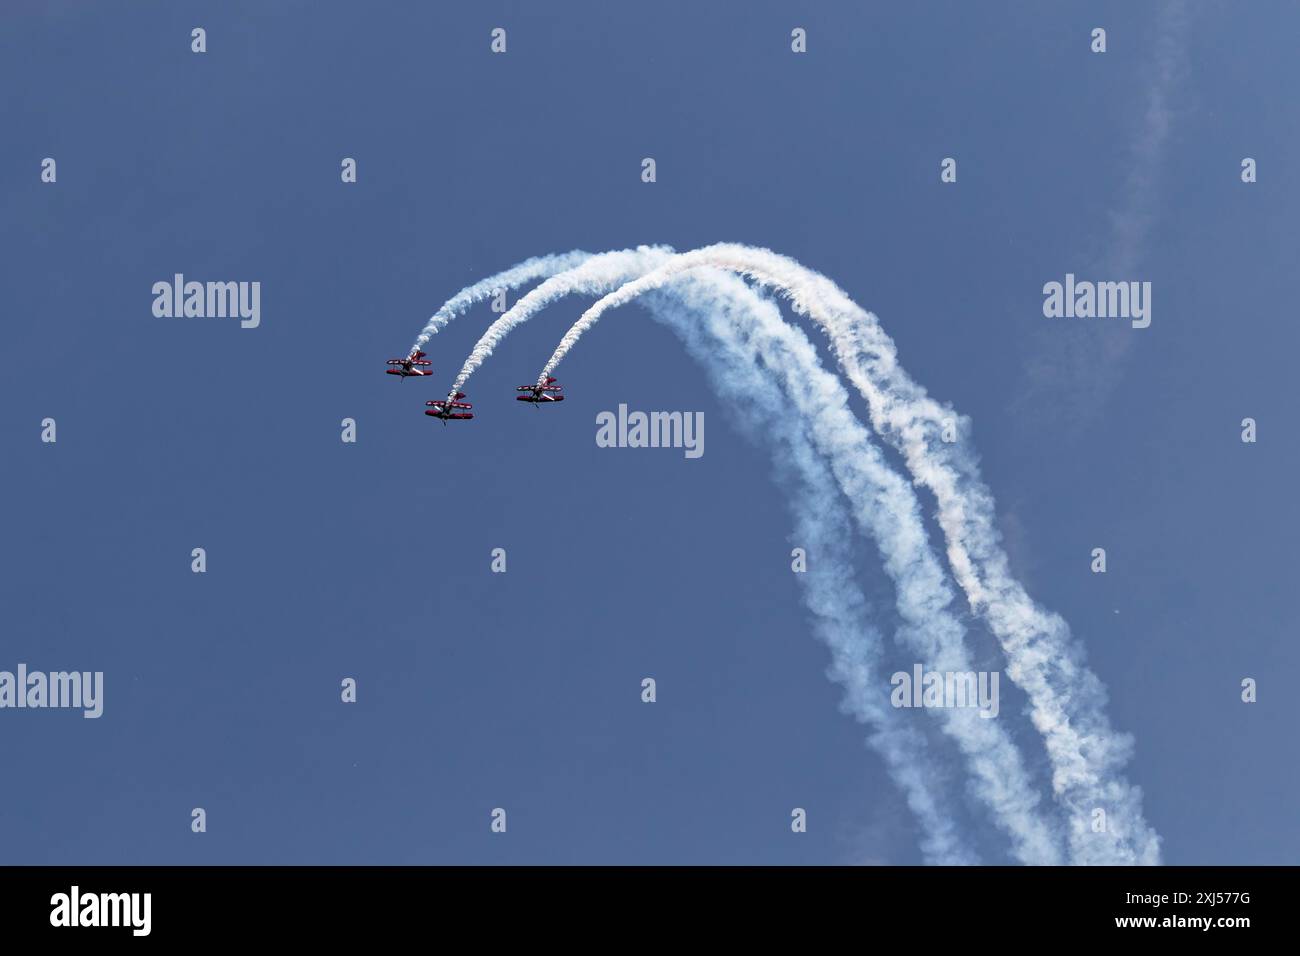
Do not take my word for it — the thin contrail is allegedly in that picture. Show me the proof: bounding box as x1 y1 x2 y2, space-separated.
1018 1 1191 426
542 244 1160 864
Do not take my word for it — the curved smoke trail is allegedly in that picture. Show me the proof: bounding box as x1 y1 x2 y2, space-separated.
429 257 1063 862
541 243 1160 865
641 276 981 864
414 255 983 862
410 250 592 354
536 267 1062 864
447 246 673 396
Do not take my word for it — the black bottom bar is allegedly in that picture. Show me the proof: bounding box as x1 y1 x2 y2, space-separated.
0 865 1279 941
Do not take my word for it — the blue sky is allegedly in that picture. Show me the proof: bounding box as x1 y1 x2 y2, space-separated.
1 1 1296 864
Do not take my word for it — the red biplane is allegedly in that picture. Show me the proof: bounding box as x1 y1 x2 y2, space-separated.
385 350 433 379
426 393 474 423
516 377 565 405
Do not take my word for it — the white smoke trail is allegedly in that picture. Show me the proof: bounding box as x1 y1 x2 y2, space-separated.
549 269 1063 864
437 258 1061 862
543 244 1160 865
447 246 673 396
410 250 592 354
641 277 981 864
418 254 982 862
